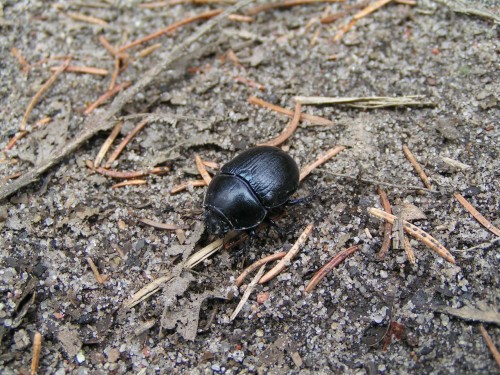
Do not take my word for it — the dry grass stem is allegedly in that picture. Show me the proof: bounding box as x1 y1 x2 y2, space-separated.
257 101 302 146
21 59 71 131
170 179 207 194
294 95 434 108
139 217 189 230
403 236 416 264
138 43 162 58
299 145 346 181
122 274 174 309
105 118 148 166
248 96 334 126
94 121 123 168
376 187 392 260
230 265 266 321
111 179 147 188
353 0 393 20
30 332 42 375
87 257 105 284
368 207 455 264
67 12 109 26
119 9 223 52
453 193 500 237
50 65 108 75
304 245 359 293
84 81 132 115
402 145 432 189
478 324 500 368
259 224 313 284
236 252 287 287
248 0 345 15
184 232 239 269
195 154 212 185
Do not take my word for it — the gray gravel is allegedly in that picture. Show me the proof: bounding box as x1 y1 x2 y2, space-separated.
0 0 499 374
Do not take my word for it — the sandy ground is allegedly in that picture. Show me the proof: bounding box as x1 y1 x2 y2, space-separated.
0 0 499 374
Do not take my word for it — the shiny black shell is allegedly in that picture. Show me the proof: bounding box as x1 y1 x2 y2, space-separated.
203 146 300 234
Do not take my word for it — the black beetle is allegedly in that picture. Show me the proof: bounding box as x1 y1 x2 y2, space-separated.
203 146 300 235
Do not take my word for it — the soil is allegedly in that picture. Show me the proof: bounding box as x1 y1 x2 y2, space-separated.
0 0 499 374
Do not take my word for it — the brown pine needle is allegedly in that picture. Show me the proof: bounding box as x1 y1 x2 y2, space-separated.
108 58 120 90
105 118 148 166
32 117 52 130
248 96 334 126
376 187 392 260
259 224 313 284
403 236 416 265
138 217 189 230
368 207 455 264
453 192 500 237
87 257 105 284
2 172 23 182
304 245 359 293
202 160 219 169
234 76 265 90
11 47 30 74
21 59 71 131
170 180 207 194
140 0 236 7
119 9 223 52
111 179 147 188
257 101 301 146
98 35 120 58
94 166 170 179
333 18 357 42
353 0 393 20
247 0 345 16
195 154 212 185
236 252 287 287
138 43 162 58
67 12 108 26
30 332 42 375
228 14 254 22
299 145 346 181
94 121 123 168
231 264 266 321
402 145 432 189
50 65 108 76
479 324 500 369
84 81 131 115
5 131 29 151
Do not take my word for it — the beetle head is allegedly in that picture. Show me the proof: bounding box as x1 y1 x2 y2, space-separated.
204 208 232 235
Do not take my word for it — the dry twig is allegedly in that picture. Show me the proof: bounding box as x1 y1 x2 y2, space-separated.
402 145 432 189
304 245 359 293
368 207 455 264
453 192 500 237
259 224 313 284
